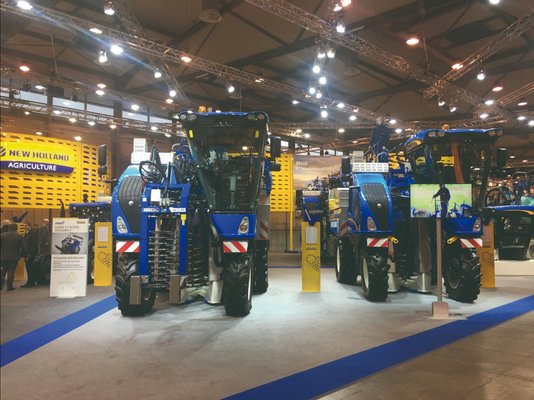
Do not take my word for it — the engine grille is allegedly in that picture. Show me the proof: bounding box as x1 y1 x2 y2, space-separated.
118 176 144 233
361 183 390 231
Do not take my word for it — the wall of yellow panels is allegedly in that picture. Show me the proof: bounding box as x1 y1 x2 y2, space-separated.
270 153 293 212
0 132 110 209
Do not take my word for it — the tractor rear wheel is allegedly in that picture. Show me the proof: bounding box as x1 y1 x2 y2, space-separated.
360 242 389 301
115 258 155 316
253 241 269 294
335 237 358 285
444 246 481 303
223 255 252 317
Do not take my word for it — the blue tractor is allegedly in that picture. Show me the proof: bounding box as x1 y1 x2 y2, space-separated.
99 111 280 316
329 156 393 301
387 128 506 302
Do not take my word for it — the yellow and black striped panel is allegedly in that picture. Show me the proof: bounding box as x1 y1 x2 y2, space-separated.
271 153 293 212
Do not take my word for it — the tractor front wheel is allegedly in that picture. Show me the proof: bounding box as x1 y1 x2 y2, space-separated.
253 241 269 294
335 237 358 285
360 241 389 301
115 258 155 316
223 255 252 317
444 245 481 303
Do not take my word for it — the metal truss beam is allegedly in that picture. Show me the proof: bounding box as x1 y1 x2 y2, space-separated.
424 9 534 99
0 2 400 126
497 82 534 106
243 0 515 120
111 0 189 105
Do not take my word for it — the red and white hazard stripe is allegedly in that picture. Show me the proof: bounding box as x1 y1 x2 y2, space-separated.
340 221 349 237
222 241 249 253
367 237 389 248
258 221 269 240
115 241 140 253
460 238 483 248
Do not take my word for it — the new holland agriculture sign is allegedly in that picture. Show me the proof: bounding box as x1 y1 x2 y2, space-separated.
0 141 75 173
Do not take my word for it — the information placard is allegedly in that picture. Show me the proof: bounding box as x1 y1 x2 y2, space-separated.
50 218 89 298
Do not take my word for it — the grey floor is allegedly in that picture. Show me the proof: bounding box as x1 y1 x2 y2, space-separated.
1 253 533 400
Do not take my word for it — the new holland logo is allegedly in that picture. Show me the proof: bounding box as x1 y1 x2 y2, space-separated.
0 146 6 157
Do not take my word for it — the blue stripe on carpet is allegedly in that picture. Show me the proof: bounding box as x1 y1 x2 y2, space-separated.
225 294 534 400
0 295 116 367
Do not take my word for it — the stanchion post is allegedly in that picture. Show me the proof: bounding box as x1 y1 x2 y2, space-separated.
432 215 449 318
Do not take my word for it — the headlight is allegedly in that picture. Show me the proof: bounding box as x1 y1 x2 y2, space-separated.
179 113 187 121
238 217 249 234
367 216 377 231
473 217 482 232
503 218 511 230
437 131 446 137
117 216 128 233
188 114 197 121
428 131 437 138
257 113 266 120
247 113 257 121
488 130 496 136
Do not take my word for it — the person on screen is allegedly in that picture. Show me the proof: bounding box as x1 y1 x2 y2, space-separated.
433 184 451 218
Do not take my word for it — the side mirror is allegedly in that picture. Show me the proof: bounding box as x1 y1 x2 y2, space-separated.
97 145 107 176
341 156 351 175
150 146 162 168
270 162 281 172
496 148 507 169
270 137 281 158
295 189 303 208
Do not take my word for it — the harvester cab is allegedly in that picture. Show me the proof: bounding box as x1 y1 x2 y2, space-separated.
105 111 279 317
392 128 504 302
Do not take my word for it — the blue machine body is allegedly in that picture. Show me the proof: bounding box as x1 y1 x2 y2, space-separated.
111 165 143 240
210 213 256 240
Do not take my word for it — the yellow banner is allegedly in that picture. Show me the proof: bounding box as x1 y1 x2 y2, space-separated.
0 141 76 173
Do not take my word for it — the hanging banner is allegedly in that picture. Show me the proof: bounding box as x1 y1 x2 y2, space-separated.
50 218 89 298
0 141 76 173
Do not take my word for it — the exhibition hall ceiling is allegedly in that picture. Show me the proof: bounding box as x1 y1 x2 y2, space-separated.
0 0 533 149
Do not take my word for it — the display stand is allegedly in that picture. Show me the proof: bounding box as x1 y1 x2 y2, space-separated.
301 222 320 292
432 216 449 318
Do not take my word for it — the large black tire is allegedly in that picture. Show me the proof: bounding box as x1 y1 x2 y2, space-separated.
443 245 481 303
115 258 155 316
253 241 269 294
360 242 389 301
335 237 358 285
222 255 252 317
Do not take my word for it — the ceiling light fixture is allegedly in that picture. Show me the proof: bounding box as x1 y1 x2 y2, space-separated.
180 55 192 63
226 82 235 94
131 104 140 111
95 89 105 96
389 119 397 125
315 91 323 99
304 133 311 138
308 86 316 95
477 69 486 80
341 0 351 6
109 124 117 129
349 115 357 121
312 64 321 74
406 37 419 46
165 133 172 138
517 116 526 121
336 23 346 34
485 99 494 105
103 1 115 15
19 63 30 72
97 83 107 89
338 128 345 133
320 109 328 118
480 113 489 119
90 27 102 34
492 82 504 92
165 98 173 104
69 117 77 123
449 105 457 112
24 111 30 115
169 89 177 97
35 131 43 136
452 63 463 70
337 103 345 109
154 69 162 79
88 121 95 126
317 49 326 59
529 120 534 127
35 84 45 90
151 125 158 131
517 98 527 107
333 4 342 12
98 50 108 63
292 99 300 105
395 128 403 134
489 0 500 4
438 99 445 107
74 136 82 141
52 110 62 115
326 48 336 58
17 1 32 10
318 76 327 85
254 76 265 83
110 44 123 55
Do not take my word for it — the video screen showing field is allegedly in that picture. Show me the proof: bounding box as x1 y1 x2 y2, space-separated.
410 184 472 218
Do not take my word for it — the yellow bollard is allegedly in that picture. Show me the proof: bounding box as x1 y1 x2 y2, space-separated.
93 222 113 286
477 220 495 288
301 222 321 292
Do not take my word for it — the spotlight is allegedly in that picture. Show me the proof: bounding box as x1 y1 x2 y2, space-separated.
452 63 463 70
406 37 419 46
104 1 115 15
477 70 485 80
165 133 172 138
98 50 108 63
97 83 107 89
529 120 534 127
510 155 516 159
154 69 162 79
485 99 494 105
151 125 158 131
254 76 265 83
349 115 356 121
312 64 321 74
338 128 345 133
165 98 174 104
333 4 342 12
317 49 326 59
517 116 526 121
395 128 403 134
449 105 457 112
109 124 117 129
35 84 45 90
320 109 328 118
19 63 30 72
169 89 177 97
304 133 311 138
292 100 300 105
341 0 351 6
492 82 504 92
17 1 32 10
336 23 346 34
74 136 82 141
69 117 77 123
35 131 43 135
480 113 489 119
438 99 445 107
88 121 95 126
318 76 327 85
296 129 302 133
180 55 192 63
518 98 527 107
131 104 140 111
90 27 102 35
489 0 500 4
308 86 316 95
337 103 345 109
110 44 123 55
226 82 235 93
95 89 105 96
326 48 336 58
389 119 397 125
24 111 30 115
315 91 323 99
